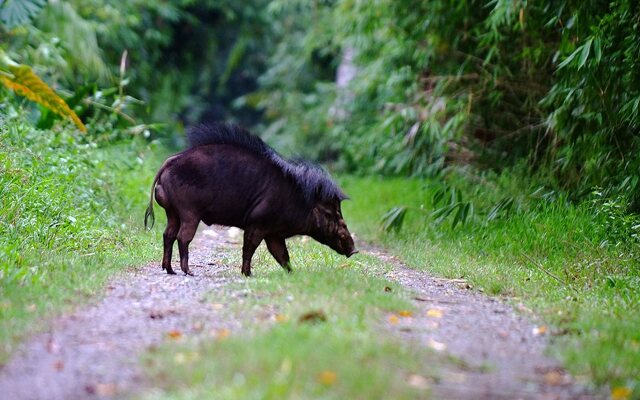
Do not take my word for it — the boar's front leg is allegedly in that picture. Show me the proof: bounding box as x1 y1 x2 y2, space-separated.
265 235 291 273
177 217 199 276
241 229 265 277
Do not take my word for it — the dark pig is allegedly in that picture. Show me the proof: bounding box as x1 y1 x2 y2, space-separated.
144 123 358 276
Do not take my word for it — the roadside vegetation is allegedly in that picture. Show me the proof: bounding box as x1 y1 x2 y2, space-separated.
0 116 162 360
340 175 640 393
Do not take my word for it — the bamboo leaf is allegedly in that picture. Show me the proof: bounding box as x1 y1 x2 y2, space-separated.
0 65 87 132
380 206 407 232
578 38 593 69
557 47 579 70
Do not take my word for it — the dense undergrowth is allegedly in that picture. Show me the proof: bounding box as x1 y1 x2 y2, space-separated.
339 173 640 395
0 116 163 360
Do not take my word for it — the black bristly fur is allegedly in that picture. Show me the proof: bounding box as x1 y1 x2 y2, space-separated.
186 123 347 204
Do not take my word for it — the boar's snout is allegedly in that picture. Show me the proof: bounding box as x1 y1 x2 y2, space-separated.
313 201 358 258
335 227 357 258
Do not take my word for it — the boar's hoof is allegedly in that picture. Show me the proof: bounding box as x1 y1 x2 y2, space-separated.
241 269 252 277
183 269 194 276
166 268 176 275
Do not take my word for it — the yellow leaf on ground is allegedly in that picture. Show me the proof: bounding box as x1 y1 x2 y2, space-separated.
398 310 413 317
174 352 186 364
426 309 443 318
532 325 548 336
611 387 632 400
388 315 400 324
217 328 231 340
275 314 289 323
317 370 337 386
166 330 182 340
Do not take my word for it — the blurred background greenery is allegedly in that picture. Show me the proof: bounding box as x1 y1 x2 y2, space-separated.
3 0 639 206
1 0 639 392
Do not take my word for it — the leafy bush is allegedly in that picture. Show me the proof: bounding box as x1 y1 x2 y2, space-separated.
253 0 640 208
0 114 162 358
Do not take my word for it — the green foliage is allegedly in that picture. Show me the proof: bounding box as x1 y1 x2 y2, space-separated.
0 115 162 358
0 0 46 28
0 53 87 132
590 189 640 248
543 1 640 208
252 0 640 209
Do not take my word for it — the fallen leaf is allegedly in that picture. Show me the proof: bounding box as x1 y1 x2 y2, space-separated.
427 339 447 352
398 310 413 317
388 315 400 324
174 352 186 364
298 310 327 324
426 309 443 318
407 374 430 390
26 304 37 313
317 370 337 386
95 383 117 396
211 303 224 310
384 286 392 292
543 370 563 386
53 360 64 371
216 328 231 340
275 314 289 323
611 387 632 400
166 330 183 340
532 325 548 336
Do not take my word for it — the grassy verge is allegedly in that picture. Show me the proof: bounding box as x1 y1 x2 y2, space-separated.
339 175 639 396
142 242 442 399
0 117 165 360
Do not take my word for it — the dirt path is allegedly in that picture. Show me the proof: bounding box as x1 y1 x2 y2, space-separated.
0 226 242 400
370 249 595 399
0 228 595 399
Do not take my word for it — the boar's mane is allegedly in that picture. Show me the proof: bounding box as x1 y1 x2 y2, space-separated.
186 123 347 204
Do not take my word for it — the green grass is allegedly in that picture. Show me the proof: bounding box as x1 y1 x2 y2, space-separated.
339 175 640 396
141 242 442 400
0 117 165 360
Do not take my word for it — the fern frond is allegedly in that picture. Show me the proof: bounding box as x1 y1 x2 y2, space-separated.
0 65 87 132
0 0 46 28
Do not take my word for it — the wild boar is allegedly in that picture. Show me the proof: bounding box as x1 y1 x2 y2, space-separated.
144 123 357 276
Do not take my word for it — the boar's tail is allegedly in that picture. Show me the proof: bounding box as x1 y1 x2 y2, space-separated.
144 154 180 230
144 172 159 230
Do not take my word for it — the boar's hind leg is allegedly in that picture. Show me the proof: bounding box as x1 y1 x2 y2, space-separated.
241 229 265 277
265 236 291 273
177 217 198 276
162 211 180 275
